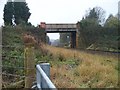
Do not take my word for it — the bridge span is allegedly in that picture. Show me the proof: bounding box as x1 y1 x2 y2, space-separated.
40 22 79 48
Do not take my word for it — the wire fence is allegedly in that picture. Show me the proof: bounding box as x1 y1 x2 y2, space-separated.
2 45 35 88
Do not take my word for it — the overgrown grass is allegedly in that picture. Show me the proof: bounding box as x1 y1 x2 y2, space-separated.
42 45 119 88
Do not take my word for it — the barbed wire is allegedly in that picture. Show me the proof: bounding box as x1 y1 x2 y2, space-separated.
2 73 35 79
2 44 37 87
0 65 35 69
1 62 35 79
2 56 23 58
2 73 25 79
1 45 24 48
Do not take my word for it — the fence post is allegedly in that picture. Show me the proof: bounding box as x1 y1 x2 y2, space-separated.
24 46 35 88
40 63 50 88
23 34 36 88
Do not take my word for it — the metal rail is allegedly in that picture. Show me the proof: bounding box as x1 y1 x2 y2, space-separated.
36 63 56 90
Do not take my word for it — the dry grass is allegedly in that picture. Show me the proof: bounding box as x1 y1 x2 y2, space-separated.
43 45 119 88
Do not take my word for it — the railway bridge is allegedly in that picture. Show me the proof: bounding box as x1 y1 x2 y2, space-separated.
40 22 79 48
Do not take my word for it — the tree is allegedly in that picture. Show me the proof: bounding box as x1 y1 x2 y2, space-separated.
78 7 105 48
3 0 14 25
78 19 102 48
85 7 105 24
104 14 119 28
103 14 119 50
3 0 31 25
14 0 31 25
78 7 119 51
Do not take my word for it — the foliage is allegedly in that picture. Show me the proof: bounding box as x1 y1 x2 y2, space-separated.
96 14 119 51
14 1 31 25
2 26 24 87
78 18 102 48
104 14 119 28
85 7 106 24
3 0 31 25
77 7 119 51
3 0 14 25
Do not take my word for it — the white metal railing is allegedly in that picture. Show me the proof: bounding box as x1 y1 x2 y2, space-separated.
36 63 56 90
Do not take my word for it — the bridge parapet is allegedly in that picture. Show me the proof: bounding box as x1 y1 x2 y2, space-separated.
46 24 77 29
46 28 77 33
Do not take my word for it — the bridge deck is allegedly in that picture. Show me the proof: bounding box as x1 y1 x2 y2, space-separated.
46 24 77 29
45 24 77 32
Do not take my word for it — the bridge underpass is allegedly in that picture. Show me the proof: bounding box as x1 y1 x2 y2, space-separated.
40 22 79 48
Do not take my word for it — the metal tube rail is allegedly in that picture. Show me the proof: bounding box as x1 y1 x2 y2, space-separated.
36 64 56 89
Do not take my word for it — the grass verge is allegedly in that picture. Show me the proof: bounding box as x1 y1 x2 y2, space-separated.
41 45 119 88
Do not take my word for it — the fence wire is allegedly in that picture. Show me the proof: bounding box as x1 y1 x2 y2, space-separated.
2 45 35 88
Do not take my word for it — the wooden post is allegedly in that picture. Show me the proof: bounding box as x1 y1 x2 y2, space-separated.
23 34 36 88
24 46 35 88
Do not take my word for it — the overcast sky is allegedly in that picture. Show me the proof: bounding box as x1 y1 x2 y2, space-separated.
0 0 119 39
